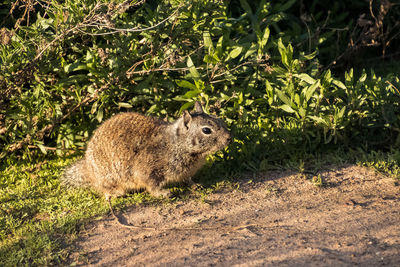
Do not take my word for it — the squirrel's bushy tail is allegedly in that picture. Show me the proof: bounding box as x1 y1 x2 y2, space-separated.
62 158 88 188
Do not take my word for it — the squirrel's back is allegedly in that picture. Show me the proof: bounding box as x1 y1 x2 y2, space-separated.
88 112 168 151
62 112 167 189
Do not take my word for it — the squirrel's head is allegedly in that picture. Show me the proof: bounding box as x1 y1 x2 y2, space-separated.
174 101 231 155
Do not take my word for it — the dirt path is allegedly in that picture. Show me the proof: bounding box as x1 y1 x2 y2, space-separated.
67 165 400 266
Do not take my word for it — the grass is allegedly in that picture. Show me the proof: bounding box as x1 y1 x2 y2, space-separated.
356 149 400 179
0 154 154 266
0 148 399 266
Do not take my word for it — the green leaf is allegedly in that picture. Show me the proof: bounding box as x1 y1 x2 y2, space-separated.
118 102 132 108
322 70 332 83
176 80 197 90
64 62 87 73
220 92 231 101
277 38 286 57
294 73 316 84
359 71 367 82
203 31 213 51
294 93 301 106
337 106 346 119
183 89 201 99
260 27 270 48
278 38 289 67
179 102 194 115
345 69 354 82
36 143 47 155
86 50 94 61
300 50 317 60
244 43 257 58
287 43 293 64
187 56 200 79
332 79 346 90
212 52 220 63
279 104 295 113
147 104 157 114
265 80 273 93
229 46 243 59
204 55 216 64
299 107 306 118
275 89 291 106
96 107 104 123
194 80 205 91
308 115 327 126
216 36 223 57
173 95 188 102
304 80 320 102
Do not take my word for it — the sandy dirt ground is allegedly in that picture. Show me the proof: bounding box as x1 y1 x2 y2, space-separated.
67 165 400 266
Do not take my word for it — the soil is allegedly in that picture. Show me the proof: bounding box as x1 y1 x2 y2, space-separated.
67 165 400 266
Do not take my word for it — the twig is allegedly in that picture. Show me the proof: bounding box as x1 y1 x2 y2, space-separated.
33 2 180 61
33 25 79 61
126 44 204 76
107 198 157 230
211 61 255 79
127 66 203 75
27 145 57 151
27 145 83 151
386 80 400 97
126 60 260 81
79 5 181 36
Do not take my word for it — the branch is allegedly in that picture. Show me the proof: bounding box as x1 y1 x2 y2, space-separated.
78 5 181 36
33 2 181 60
27 145 83 151
386 80 400 97
33 24 80 61
127 66 204 75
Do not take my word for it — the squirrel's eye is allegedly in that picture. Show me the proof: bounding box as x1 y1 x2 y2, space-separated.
202 127 212 135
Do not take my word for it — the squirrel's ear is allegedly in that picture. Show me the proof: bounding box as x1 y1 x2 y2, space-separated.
182 110 192 130
194 101 204 113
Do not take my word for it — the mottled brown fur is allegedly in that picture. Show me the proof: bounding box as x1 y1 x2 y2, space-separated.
62 102 231 198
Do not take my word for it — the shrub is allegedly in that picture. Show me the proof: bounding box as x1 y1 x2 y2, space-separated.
0 0 399 169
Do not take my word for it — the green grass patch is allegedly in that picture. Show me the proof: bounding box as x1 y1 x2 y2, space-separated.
0 155 155 266
356 149 400 179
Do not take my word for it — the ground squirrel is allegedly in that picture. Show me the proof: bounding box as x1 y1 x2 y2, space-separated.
62 101 231 199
